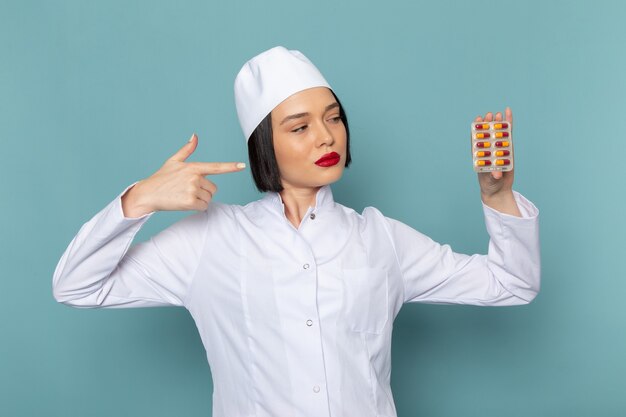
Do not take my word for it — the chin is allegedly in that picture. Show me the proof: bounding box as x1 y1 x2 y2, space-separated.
317 168 344 187
284 166 345 190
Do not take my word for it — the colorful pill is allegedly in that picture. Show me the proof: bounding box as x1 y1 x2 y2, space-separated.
476 160 492 166
474 123 490 130
495 150 510 157
475 132 491 139
495 159 511 166
475 151 492 157
476 141 491 148
495 141 509 147
493 123 509 129
495 132 510 138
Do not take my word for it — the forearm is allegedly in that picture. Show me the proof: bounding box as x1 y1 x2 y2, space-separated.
481 191 541 303
52 185 152 306
481 189 522 217
121 181 156 218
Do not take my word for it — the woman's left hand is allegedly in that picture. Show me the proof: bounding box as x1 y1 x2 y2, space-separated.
475 107 521 216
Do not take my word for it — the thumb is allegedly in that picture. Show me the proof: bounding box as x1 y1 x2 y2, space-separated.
491 171 503 180
169 133 198 162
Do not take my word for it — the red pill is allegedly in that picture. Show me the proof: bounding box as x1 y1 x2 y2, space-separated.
476 141 491 148
495 150 510 157
495 159 511 166
475 151 491 157
495 132 510 138
476 160 492 167
475 132 491 139
495 141 510 147
475 123 490 130
493 123 509 129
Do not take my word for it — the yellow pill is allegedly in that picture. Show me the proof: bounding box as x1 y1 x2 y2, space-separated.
495 132 510 138
495 150 510 157
495 159 511 166
493 123 509 129
476 160 492 166
475 151 491 157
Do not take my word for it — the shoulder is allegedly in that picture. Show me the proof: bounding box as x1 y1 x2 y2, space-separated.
205 198 269 228
205 201 238 219
334 202 390 232
338 203 426 245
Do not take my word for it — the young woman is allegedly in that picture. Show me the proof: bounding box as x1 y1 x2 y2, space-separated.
53 46 540 417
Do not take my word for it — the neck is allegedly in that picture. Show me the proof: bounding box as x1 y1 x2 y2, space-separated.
279 186 321 229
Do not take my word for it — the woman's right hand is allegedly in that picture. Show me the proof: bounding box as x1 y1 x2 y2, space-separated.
121 134 246 218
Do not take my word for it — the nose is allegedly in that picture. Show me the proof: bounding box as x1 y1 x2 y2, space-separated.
314 120 335 148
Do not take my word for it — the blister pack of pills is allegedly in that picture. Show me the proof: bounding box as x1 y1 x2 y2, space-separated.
471 121 513 172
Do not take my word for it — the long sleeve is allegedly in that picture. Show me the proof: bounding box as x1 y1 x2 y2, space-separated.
385 191 540 306
52 184 209 308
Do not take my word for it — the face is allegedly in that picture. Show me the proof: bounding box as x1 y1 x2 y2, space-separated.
271 87 347 191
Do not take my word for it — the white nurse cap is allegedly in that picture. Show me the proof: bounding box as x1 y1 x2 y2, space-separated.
234 46 331 141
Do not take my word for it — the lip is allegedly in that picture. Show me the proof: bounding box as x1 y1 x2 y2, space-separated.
315 152 341 167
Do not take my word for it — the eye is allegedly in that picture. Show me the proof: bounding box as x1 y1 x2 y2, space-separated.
328 115 342 124
291 124 308 133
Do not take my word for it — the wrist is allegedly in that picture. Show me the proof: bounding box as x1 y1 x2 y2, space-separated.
121 181 154 218
481 189 522 217
481 188 514 205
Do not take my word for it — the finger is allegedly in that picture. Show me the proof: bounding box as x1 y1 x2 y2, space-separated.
485 112 493 122
180 194 207 212
495 112 502 121
505 107 513 124
189 161 246 175
491 171 503 180
199 177 217 195
196 188 213 204
474 115 483 122
169 133 198 162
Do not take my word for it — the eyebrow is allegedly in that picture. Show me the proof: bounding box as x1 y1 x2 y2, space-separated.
279 102 340 125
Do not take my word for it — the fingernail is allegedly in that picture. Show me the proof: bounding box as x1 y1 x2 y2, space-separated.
188 133 196 143
236 163 246 169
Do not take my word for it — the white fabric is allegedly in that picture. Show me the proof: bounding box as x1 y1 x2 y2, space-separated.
53 185 540 417
234 46 331 141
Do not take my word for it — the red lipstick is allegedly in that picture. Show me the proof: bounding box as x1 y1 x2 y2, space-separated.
315 152 340 167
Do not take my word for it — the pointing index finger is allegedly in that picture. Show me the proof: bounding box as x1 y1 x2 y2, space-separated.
189 161 246 175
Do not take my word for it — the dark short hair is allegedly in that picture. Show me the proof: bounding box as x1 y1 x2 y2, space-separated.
247 91 351 193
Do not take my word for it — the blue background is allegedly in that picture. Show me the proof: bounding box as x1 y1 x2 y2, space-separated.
1 0 625 415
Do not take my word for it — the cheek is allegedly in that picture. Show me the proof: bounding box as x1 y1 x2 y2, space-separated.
272 134 289 162
274 139 306 175
274 142 293 167
332 123 347 141
275 137 309 162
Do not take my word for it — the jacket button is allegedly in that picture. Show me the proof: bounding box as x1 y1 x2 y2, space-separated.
306 319 313 327
310 213 316 220
313 386 320 393
303 263 310 270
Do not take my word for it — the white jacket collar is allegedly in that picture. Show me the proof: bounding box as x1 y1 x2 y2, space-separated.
262 185 335 215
